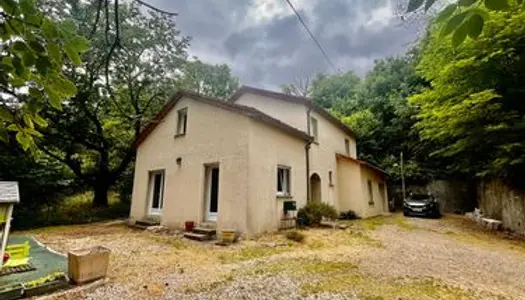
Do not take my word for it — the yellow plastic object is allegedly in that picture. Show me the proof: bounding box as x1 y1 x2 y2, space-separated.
0 205 8 223
6 242 30 259
4 241 30 267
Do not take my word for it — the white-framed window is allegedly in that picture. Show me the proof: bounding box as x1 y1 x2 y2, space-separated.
176 108 188 135
345 138 350 156
148 170 165 215
310 117 318 142
277 166 291 197
367 180 374 205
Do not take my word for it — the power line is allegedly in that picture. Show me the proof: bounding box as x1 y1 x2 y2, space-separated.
283 0 336 70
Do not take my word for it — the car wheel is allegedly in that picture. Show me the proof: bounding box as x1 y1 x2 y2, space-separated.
403 211 409 217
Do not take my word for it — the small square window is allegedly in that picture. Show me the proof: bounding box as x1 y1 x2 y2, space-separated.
277 166 291 197
176 108 188 135
310 117 318 142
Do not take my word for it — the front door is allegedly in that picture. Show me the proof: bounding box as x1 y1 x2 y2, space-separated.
149 170 164 215
206 166 219 221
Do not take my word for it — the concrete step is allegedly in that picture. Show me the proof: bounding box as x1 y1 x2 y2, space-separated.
199 222 217 229
193 227 216 236
133 224 149 230
183 232 210 241
136 219 160 227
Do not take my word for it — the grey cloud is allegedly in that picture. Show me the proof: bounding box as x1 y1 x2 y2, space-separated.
150 0 424 88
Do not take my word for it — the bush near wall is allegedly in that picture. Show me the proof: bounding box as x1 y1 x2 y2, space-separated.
297 202 338 227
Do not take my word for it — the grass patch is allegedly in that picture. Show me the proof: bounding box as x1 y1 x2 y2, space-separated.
301 275 479 299
239 258 358 278
218 245 293 264
349 215 418 231
14 191 129 230
147 234 189 250
300 228 383 249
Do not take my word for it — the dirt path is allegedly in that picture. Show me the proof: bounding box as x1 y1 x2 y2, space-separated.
26 215 525 300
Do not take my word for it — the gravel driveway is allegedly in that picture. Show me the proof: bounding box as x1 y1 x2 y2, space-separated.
27 214 525 300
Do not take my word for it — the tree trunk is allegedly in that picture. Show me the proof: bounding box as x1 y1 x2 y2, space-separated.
93 182 109 208
93 181 110 208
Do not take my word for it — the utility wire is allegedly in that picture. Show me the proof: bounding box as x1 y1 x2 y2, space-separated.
284 0 336 70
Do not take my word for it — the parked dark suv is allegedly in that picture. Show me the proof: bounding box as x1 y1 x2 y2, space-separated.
403 193 440 218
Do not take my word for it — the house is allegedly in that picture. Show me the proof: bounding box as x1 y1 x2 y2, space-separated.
129 86 388 236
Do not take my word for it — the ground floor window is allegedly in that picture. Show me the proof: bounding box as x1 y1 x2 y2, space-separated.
149 170 165 214
277 166 291 197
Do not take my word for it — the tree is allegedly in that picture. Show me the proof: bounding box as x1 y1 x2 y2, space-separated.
0 0 89 150
409 4 525 180
309 71 361 112
39 0 190 207
341 54 429 180
177 58 240 99
280 75 312 97
407 0 525 47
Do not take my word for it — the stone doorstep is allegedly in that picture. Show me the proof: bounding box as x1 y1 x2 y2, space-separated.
199 222 217 229
135 219 160 227
192 227 216 236
183 232 210 241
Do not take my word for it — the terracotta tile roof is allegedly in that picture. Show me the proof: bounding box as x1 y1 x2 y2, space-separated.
135 90 313 147
230 85 356 138
336 153 389 177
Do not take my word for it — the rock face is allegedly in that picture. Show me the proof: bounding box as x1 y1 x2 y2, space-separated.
477 179 525 235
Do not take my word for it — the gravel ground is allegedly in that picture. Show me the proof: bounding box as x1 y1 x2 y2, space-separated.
28 215 525 300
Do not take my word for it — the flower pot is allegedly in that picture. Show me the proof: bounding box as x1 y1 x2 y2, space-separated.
68 246 110 284
184 221 195 232
221 229 236 244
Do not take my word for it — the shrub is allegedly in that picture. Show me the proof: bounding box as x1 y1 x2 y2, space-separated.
297 202 338 227
339 210 360 220
285 230 305 243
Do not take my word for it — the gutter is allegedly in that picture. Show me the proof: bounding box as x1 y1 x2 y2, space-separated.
306 108 312 202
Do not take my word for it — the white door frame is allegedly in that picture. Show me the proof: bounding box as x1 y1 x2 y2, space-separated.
205 165 219 222
148 170 165 216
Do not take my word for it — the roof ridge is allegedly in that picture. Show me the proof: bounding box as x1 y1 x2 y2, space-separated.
230 85 355 138
135 90 313 147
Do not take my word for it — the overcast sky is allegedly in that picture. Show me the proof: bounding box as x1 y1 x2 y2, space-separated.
150 0 424 89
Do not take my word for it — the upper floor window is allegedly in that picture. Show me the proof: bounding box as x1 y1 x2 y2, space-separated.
176 108 188 135
345 138 350 156
277 166 291 197
310 117 318 142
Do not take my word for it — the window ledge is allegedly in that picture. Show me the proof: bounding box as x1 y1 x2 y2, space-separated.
277 195 293 199
174 133 186 138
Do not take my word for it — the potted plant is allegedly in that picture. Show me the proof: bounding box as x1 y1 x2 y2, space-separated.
184 221 195 232
23 272 69 297
221 229 236 244
0 283 23 300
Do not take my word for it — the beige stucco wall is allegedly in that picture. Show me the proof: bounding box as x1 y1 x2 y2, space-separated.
359 167 388 218
130 96 251 232
235 93 308 131
336 159 364 215
336 158 388 218
247 120 307 235
234 93 357 210
308 110 357 209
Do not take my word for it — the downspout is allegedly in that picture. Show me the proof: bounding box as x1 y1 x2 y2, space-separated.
306 108 312 202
